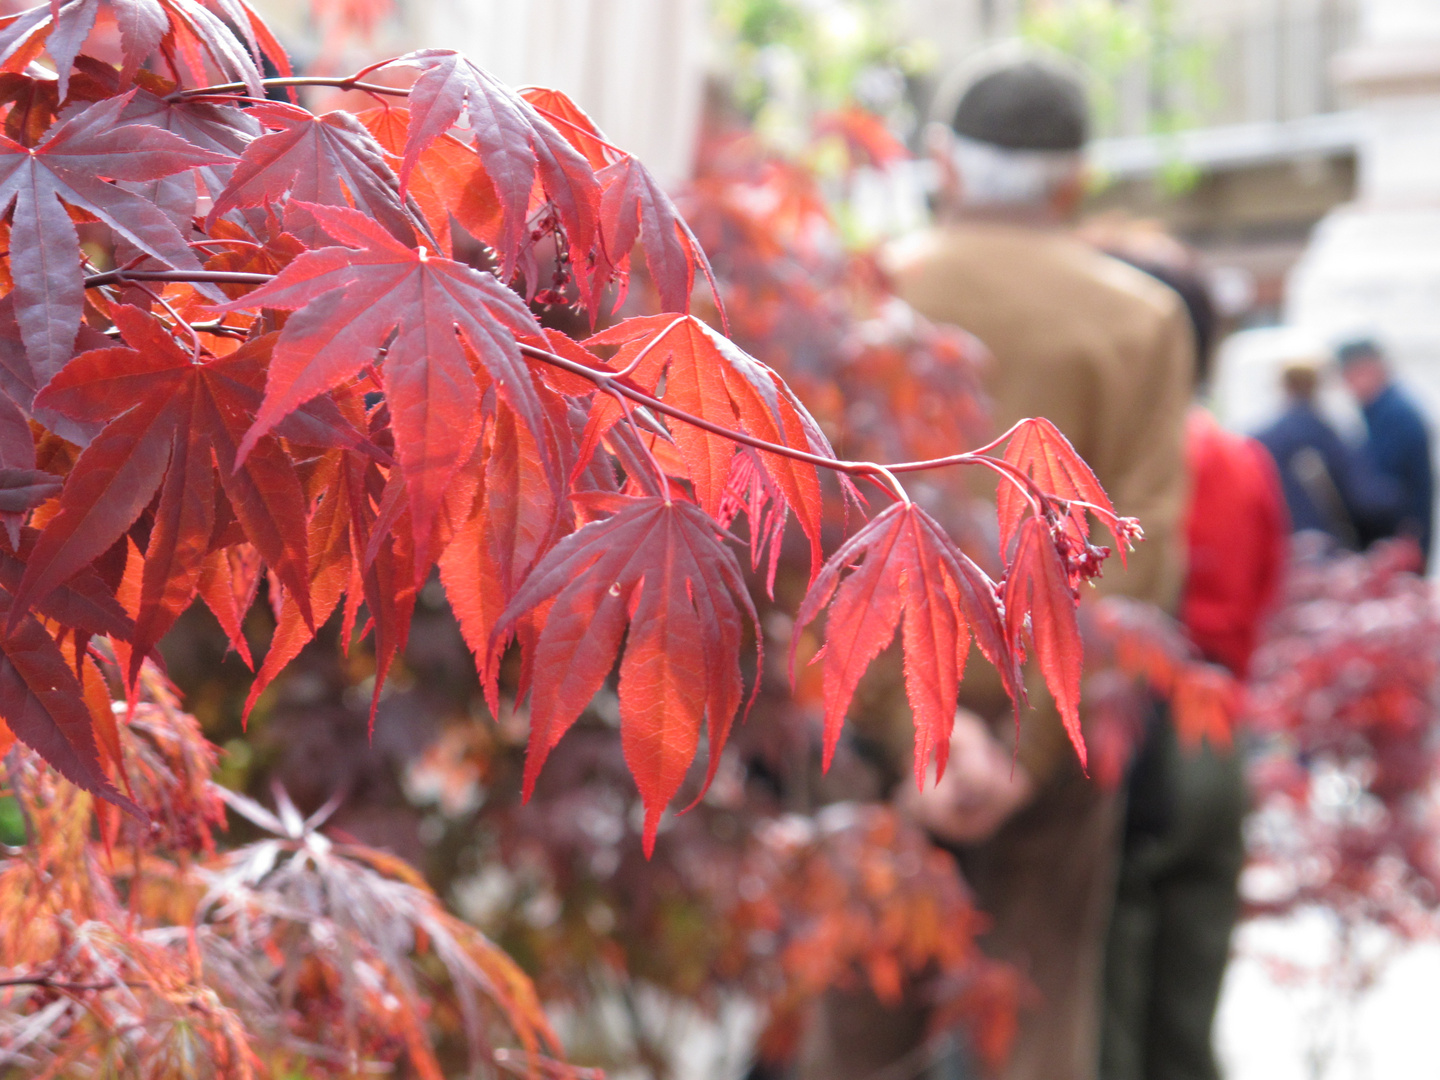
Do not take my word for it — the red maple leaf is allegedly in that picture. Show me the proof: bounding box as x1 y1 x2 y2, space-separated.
438 381 582 719
581 314 828 572
120 84 259 220
491 495 759 855
243 451 357 720
598 154 721 317
0 92 232 375
214 201 557 565
208 100 426 247
0 587 140 816
16 308 311 685
1003 515 1087 768
390 50 599 283
996 417 1122 559
0 526 134 641
793 501 1015 782
357 105 501 258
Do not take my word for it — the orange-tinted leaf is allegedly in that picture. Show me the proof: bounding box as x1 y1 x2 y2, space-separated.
521 87 613 170
357 105 501 256
582 315 826 571
793 502 1012 781
492 497 757 854
814 106 909 168
997 417 1117 558
216 202 555 562
1171 665 1236 749
196 543 262 668
483 390 573 599
243 456 355 721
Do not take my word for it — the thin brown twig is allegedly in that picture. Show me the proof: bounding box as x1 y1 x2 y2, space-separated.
167 76 410 102
84 269 273 289
515 342 1025 509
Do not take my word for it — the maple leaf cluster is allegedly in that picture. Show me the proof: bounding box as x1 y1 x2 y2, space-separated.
0 0 1132 856
0 671 584 1078
1242 537 1440 938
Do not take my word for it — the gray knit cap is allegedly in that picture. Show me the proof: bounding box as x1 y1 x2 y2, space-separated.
949 56 1089 152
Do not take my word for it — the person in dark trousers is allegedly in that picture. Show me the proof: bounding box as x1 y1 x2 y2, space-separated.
1084 232 1288 1080
1253 359 1400 548
1338 338 1434 567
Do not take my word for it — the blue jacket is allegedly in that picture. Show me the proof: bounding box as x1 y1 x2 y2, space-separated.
1255 402 1402 545
1359 384 1433 559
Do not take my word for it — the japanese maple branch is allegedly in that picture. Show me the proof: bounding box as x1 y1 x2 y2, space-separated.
518 342 990 510
168 75 411 101
77 269 1053 513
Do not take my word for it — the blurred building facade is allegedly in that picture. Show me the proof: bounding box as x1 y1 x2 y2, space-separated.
254 0 709 186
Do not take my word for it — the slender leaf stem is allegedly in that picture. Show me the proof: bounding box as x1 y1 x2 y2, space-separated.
84 269 273 288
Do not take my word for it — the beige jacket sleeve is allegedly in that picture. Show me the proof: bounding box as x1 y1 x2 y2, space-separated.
1085 299 1192 613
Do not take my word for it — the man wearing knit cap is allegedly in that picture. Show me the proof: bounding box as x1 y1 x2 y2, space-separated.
885 48 1192 1080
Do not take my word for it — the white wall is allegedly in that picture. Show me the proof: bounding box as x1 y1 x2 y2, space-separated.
409 0 710 186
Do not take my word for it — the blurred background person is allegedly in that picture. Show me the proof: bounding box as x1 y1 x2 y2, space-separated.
872 49 1193 1080
1082 220 1289 1080
1253 356 1399 550
1337 337 1434 568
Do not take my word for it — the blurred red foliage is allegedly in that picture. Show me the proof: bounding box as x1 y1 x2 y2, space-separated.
1243 537 1440 937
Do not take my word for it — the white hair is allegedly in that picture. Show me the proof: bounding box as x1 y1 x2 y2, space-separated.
946 133 1082 209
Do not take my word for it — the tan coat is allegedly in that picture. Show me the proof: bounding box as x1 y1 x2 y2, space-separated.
887 221 1191 612
797 223 1191 1080
889 221 1193 788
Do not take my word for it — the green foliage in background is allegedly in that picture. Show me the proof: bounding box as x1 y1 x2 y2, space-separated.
0 796 23 846
712 0 933 146
1022 0 1217 192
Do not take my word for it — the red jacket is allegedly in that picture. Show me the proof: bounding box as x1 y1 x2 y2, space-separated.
1181 408 1288 678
